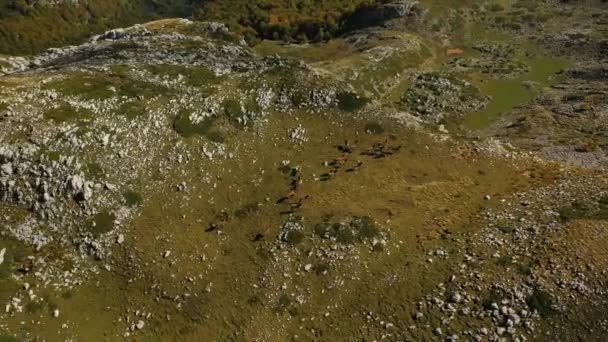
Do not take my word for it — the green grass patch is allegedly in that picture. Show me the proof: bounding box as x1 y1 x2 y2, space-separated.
597 196 608 218
481 289 504 310
0 277 19 308
282 230 305 246
313 216 380 245
517 262 533 276
61 290 75 299
86 162 104 179
496 224 515 234
488 4 504 12
24 293 58 315
526 289 556 317
45 70 163 101
223 99 258 127
0 334 17 342
90 212 116 237
146 64 219 87
274 294 291 313
123 190 143 207
119 101 147 119
172 110 216 138
495 256 512 266
314 221 340 240
558 205 587 223
206 131 226 144
25 300 44 313
313 262 330 275
0 236 33 280
364 122 385 135
559 198 608 222
47 151 61 162
350 216 380 241
234 202 259 219
255 40 352 63
224 99 244 120
44 105 92 123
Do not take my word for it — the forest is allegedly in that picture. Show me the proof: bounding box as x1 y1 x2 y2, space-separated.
0 0 385 55
193 0 388 43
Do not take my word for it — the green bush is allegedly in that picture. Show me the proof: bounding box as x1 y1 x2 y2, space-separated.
123 190 143 207
172 110 216 138
282 230 305 246
526 289 555 317
337 92 369 112
488 4 504 12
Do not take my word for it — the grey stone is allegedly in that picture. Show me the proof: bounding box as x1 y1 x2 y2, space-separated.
1 163 13 175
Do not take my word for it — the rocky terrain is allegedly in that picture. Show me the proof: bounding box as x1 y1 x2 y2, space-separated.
0 0 608 341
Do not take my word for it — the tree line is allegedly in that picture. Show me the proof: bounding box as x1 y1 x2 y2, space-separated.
193 0 389 44
0 0 387 55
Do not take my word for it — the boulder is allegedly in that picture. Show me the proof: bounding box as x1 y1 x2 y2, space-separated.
67 175 85 192
1 162 13 176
